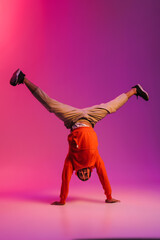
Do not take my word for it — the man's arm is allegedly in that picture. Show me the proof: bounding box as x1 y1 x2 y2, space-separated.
51 155 73 205
95 152 120 203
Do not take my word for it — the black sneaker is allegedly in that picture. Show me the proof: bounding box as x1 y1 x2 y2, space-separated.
132 84 149 101
10 69 25 86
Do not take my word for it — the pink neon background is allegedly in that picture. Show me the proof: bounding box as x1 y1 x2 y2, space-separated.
0 0 160 196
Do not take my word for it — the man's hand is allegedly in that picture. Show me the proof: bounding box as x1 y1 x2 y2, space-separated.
51 201 65 206
105 198 120 203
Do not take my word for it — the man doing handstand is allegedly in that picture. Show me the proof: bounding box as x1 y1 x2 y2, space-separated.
10 69 149 205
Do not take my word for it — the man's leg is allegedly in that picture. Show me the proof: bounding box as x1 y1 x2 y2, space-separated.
10 69 149 128
83 84 149 127
24 78 38 94
125 85 149 99
10 69 84 129
125 88 137 99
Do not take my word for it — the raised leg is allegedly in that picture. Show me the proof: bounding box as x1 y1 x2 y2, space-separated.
125 88 137 99
24 77 38 94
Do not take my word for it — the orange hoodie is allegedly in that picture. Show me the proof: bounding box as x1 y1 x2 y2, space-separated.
60 127 112 203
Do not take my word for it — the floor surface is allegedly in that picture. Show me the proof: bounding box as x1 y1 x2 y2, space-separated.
0 185 160 240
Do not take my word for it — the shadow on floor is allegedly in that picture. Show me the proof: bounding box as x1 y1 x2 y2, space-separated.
0 190 104 204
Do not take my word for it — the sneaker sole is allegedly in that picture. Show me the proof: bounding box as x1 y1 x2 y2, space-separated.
137 84 149 101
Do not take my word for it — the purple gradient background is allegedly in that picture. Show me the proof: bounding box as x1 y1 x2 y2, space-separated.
0 0 160 195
